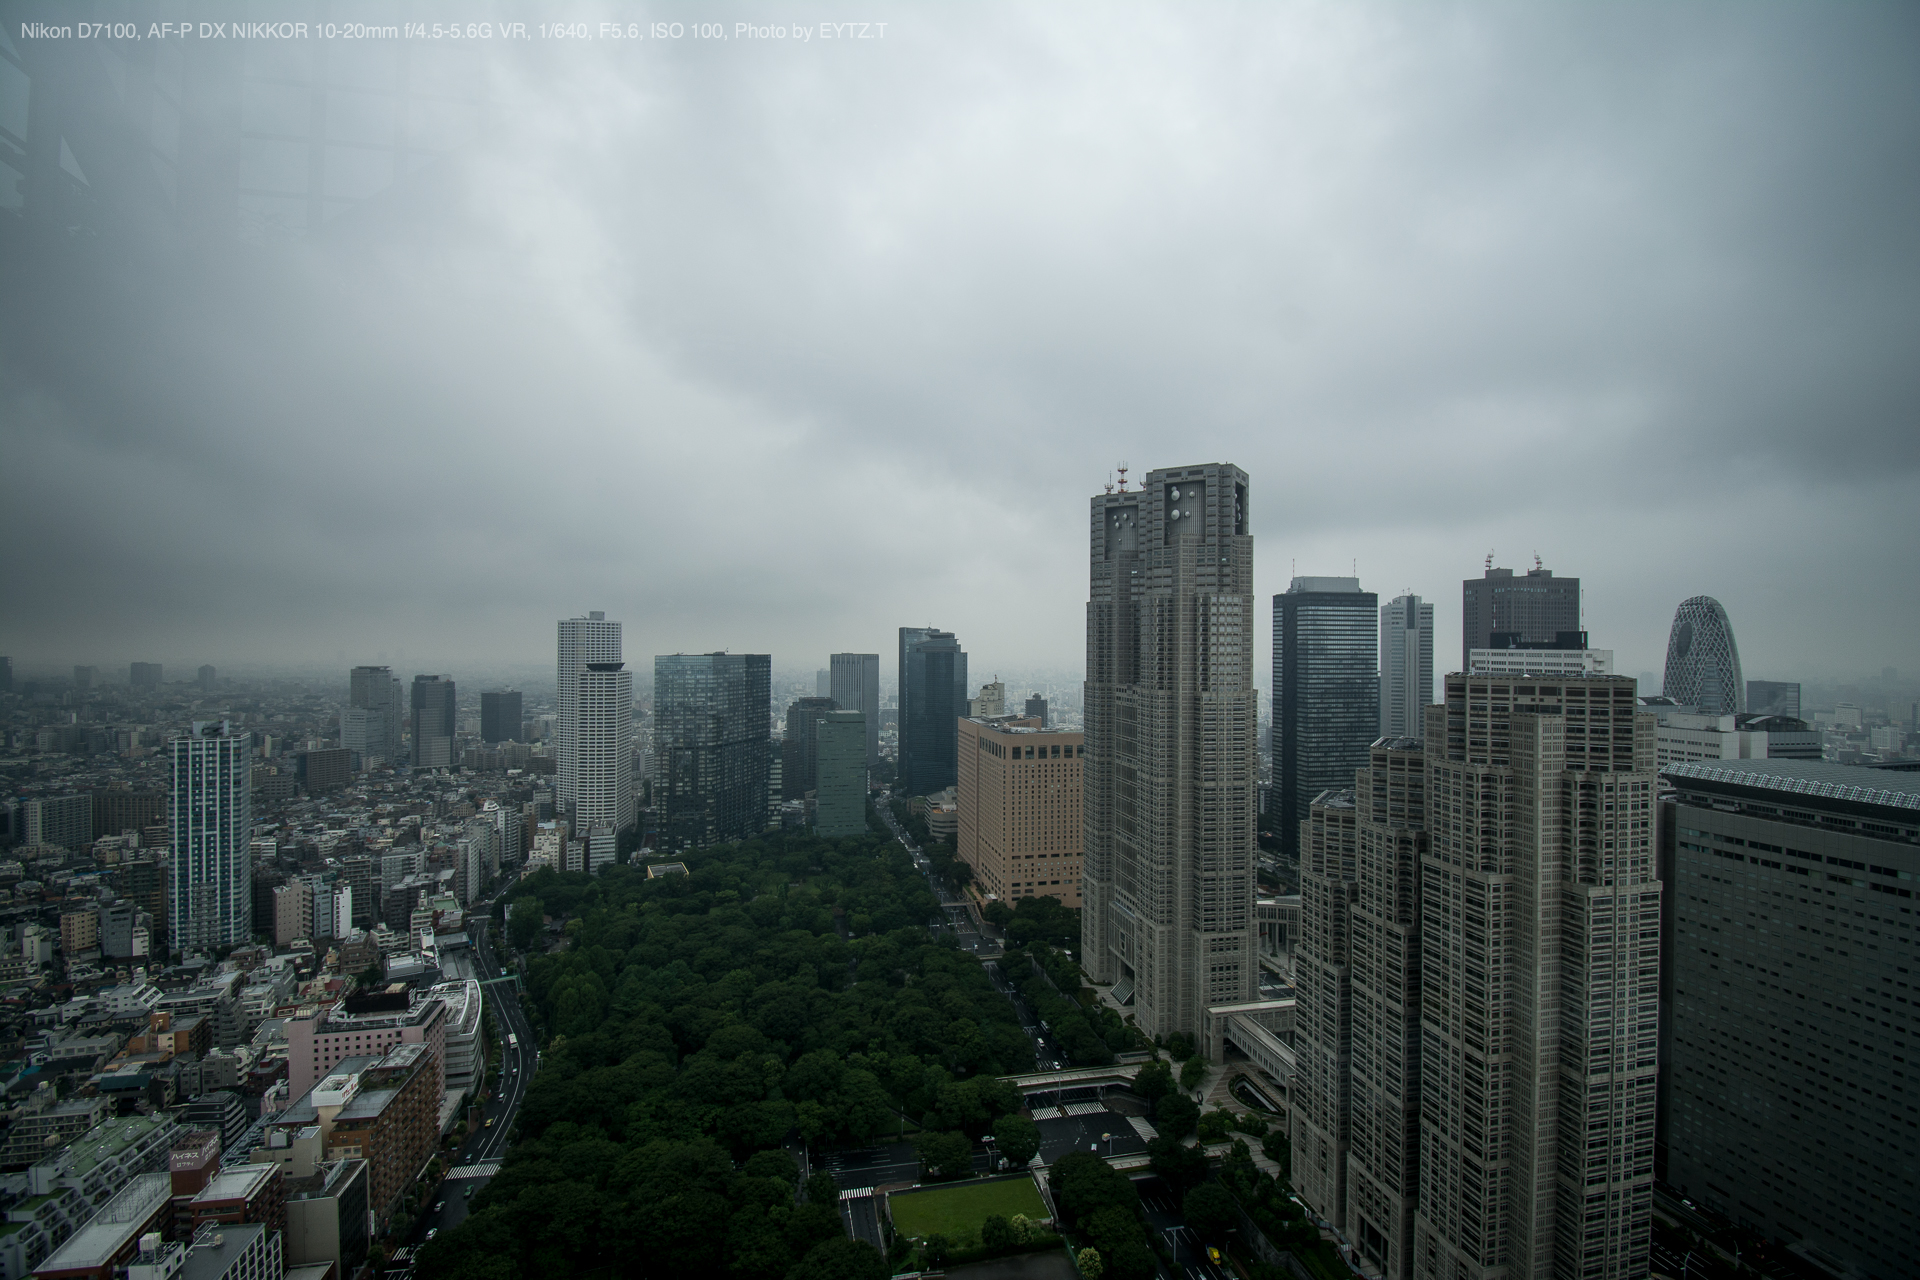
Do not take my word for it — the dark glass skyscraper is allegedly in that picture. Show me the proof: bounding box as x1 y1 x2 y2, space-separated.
410 674 456 770
782 696 839 800
829 653 882 763
654 653 772 850
1275 577 1380 859
480 691 524 743
1460 563 1580 669
898 628 968 798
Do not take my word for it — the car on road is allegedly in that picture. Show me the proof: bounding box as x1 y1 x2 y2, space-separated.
486 1117 495 1127
426 1227 438 1241
1208 1246 1223 1264
434 1201 445 1214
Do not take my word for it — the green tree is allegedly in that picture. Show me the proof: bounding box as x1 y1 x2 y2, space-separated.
1197 1108 1235 1142
508 894 543 950
1077 1246 1105 1278
1180 1055 1207 1092
804 1172 838 1206
1008 1213 1033 1244
923 1234 951 1268
1261 1127 1291 1178
1184 1182 1239 1242
992 1113 1042 1169
1148 1136 1209 1194
1166 1031 1197 1061
1134 1057 1174 1103
1154 1092 1199 1141
981 1214 1015 1250
786 1237 888 1280
913 1129 973 1180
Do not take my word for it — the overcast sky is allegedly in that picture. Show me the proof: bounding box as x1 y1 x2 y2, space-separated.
2 1 1916 694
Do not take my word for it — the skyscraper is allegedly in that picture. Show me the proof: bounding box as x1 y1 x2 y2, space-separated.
1661 595 1745 713
654 653 772 850
782 696 839 800
169 721 254 950
410 674 456 770
959 715 1085 907
573 662 634 839
1275 577 1380 860
557 612 622 817
197 664 216 688
1657 759 1916 1280
1744 679 1801 719
345 666 402 769
813 710 868 838
1024 693 1049 727
1379 594 1433 740
1460 562 1580 668
1083 462 1258 1043
830 653 883 763
1411 673 1657 1280
72 665 95 689
480 691 524 743
898 628 969 798
131 662 163 689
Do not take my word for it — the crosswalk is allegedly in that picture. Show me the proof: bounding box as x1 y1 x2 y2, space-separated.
1064 1102 1107 1117
446 1162 502 1179
1127 1116 1158 1141
1030 1106 1062 1119
839 1187 874 1200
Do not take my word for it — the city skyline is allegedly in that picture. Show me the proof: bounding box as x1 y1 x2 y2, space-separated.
2 9 1915 685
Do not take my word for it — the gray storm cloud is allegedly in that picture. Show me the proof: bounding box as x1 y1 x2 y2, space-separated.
0 0 1915 685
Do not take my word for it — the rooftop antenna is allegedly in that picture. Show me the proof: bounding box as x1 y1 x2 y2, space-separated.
1116 461 1129 492
1533 550 1542 572
1485 549 1494 571
1103 470 1114 495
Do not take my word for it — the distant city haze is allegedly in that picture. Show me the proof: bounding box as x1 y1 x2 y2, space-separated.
1 4 1915 688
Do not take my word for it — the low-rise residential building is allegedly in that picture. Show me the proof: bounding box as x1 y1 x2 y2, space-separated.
426 980 481 1098
187 1166 284 1239
262 1044 438 1224
26 1171 171 1280
0 1101 109 1172
27 1115 179 1209
0 1185 90 1280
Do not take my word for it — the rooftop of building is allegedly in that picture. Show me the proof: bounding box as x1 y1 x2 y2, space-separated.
965 716 1081 738
285 1157 362 1201
36 1112 174 1177
191 1163 276 1204
182 1220 268 1278
31 1171 169 1270
1661 758 1920 813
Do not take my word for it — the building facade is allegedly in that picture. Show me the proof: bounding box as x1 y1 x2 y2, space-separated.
813 710 868 838
1744 680 1801 719
1657 759 1916 1280
653 653 772 850
1275 577 1380 860
479 690 523 743
573 662 634 838
1460 564 1580 669
829 653 882 763
344 666 402 769
1380 594 1434 741
556 612 622 819
409 675 456 771
957 716 1084 907
899 628 969 798
168 722 253 950
1661 596 1745 714
781 697 839 801
1083 463 1259 1043
1410 673 1658 1280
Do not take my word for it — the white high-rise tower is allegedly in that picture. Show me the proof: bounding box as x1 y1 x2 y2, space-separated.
1379 594 1434 739
557 612 622 820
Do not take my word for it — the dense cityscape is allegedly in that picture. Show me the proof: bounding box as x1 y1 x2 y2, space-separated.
0 457 1912 1280
3 5 1916 1280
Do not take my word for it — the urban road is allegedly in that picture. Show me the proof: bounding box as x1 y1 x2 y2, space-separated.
386 875 540 1277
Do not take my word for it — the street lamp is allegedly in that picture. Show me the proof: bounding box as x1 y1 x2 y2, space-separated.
1101 1131 1113 1156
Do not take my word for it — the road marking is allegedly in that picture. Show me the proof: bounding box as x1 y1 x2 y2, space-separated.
839 1187 875 1200
447 1162 502 1179
1127 1116 1158 1141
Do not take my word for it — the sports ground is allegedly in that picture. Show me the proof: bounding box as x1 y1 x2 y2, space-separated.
886 1177 1050 1239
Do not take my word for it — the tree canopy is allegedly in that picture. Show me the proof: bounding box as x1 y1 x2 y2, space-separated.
417 830 1037 1279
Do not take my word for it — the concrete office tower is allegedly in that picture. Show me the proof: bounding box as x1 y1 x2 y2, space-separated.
131 661 163 689
0 657 10 693
1380 594 1433 740
1276 577 1380 860
480 691 524 743
1083 462 1258 1044
654 653 772 850
73 665 95 689
816 668 831 698
1291 740 1425 1279
575 662 635 838
814 710 868 837
345 666 402 769
782 697 838 800
1744 679 1800 719
1025 694 1049 727
1461 562 1580 669
1658 761 1916 1280
197 665 216 688
830 653 882 763
1662 596 1744 714
410 675 456 770
21 795 91 850
970 680 1007 718
1411 673 1658 1280
169 721 254 950
557 612 623 818
958 716 1085 907
899 628 969 798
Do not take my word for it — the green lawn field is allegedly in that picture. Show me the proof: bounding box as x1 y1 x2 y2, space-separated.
887 1177 1049 1239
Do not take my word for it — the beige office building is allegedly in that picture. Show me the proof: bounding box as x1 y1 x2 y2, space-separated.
957 716 1084 907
